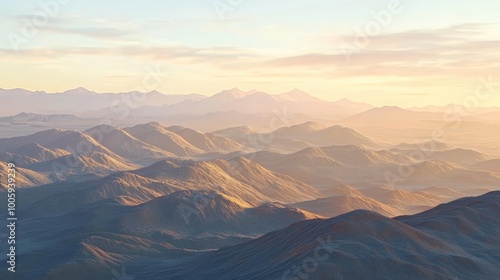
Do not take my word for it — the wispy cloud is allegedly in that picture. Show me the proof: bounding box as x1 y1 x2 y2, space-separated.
262 24 500 79
6 13 141 42
40 25 138 40
0 45 260 66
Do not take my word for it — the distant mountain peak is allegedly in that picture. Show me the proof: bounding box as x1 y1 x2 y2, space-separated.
85 123 116 132
143 121 165 128
336 97 352 102
148 90 164 95
213 88 246 99
334 98 366 105
62 87 95 95
274 121 327 136
212 125 255 136
295 121 325 130
379 105 405 110
286 88 308 95
342 105 443 123
279 89 319 102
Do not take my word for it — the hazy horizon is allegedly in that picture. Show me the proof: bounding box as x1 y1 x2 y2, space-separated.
2 0 500 107
1 86 500 109
1 1 500 279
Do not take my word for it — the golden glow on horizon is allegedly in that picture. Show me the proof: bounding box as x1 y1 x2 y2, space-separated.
1 1 499 107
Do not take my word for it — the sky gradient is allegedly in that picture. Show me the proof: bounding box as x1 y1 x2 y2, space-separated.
1 0 500 107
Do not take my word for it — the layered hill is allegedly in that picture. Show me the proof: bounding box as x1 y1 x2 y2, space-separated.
0 129 74 152
0 87 204 116
2 190 320 279
0 161 50 188
133 88 372 120
165 125 243 153
393 140 450 151
290 185 447 218
401 160 500 188
84 125 175 163
212 125 256 139
152 191 500 280
473 159 500 172
359 186 443 208
291 194 400 217
342 106 444 123
268 122 378 148
21 156 321 217
243 145 500 191
12 142 70 162
22 172 181 216
118 190 320 242
245 145 408 189
25 152 140 180
132 157 321 205
390 147 494 166
0 129 142 180
272 121 327 138
124 122 204 156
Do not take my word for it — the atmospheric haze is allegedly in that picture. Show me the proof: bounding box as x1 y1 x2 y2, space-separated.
1 0 500 279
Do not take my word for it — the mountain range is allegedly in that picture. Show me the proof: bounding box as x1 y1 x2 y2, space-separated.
139 191 500 279
0 120 499 279
0 88 372 120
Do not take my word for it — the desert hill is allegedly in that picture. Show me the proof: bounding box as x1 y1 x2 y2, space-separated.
151 191 500 280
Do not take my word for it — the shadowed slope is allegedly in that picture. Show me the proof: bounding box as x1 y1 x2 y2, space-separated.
149 191 500 280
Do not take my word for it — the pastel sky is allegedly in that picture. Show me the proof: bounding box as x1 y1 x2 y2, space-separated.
1 0 500 107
